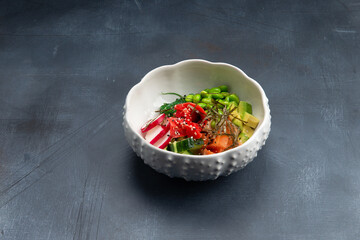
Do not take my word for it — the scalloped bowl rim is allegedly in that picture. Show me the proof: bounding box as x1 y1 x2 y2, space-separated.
125 59 270 158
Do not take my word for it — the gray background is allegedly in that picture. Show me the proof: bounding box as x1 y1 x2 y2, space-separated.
0 0 359 239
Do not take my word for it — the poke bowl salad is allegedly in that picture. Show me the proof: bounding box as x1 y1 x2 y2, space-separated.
141 85 260 155
123 59 271 180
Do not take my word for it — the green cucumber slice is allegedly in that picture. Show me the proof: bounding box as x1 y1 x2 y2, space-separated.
168 138 204 154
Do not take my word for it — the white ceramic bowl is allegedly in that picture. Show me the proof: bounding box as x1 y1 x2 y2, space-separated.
123 59 271 181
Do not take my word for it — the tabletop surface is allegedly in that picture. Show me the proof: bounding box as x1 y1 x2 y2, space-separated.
1 0 359 239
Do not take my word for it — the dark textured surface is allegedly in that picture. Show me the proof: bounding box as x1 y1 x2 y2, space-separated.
0 0 359 239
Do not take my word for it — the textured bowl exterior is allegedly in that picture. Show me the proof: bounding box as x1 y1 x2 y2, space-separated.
123 59 271 181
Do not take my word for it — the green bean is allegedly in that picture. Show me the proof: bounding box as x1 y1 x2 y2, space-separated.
211 120 216 129
227 101 238 111
198 103 207 109
230 101 239 107
228 94 240 104
193 94 201 103
218 109 224 115
185 94 194 102
218 85 228 92
225 96 230 102
200 90 209 98
206 103 214 109
212 93 224 99
209 87 221 94
201 97 212 104
218 99 229 106
221 92 230 97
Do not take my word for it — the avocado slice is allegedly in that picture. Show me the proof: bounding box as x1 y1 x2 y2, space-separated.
243 112 260 129
242 125 255 138
238 101 252 119
228 102 243 128
238 132 249 144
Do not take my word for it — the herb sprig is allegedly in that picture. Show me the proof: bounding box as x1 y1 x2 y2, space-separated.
158 92 186 116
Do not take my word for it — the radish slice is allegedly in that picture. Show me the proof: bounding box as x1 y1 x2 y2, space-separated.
154 130 172 149
141 113 166 133
145 124 168 145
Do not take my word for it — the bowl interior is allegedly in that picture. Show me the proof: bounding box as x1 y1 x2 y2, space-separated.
126 60 266 138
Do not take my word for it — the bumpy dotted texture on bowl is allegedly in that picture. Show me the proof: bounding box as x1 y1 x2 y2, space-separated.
123 103 271 181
